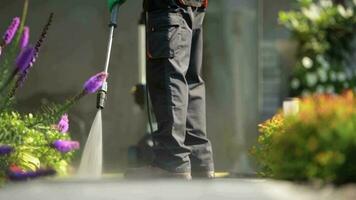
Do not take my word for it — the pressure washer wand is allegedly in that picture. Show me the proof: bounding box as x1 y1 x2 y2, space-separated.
96 3 120 110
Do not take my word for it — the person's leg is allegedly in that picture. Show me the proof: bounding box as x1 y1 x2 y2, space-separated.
146 7 193 173
184 7 214 176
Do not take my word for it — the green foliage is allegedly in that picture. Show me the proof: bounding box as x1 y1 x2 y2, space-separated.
0 0 106 186
251 114 284 177
279 0 356 96
0 111 74 183
251 92 356 184
0 2 84 185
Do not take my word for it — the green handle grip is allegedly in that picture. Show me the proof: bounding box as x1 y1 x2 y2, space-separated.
108 0 126 12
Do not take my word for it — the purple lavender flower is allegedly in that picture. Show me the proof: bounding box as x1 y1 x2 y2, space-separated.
15 45 35 74
2 17 20 45
0 145 13 155
8 167 36 181
52 140 80 153
7 171 28 181
56 114 69 133
8 168 56 181
20 26 30 49
83 72 108 94
13 14 53 91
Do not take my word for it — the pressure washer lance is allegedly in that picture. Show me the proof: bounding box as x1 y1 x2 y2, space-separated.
97 0 126 109
77 0 126 178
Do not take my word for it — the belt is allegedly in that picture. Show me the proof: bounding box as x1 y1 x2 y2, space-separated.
178 0 208 8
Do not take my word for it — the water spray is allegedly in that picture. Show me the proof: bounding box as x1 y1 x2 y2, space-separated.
77 0 126 178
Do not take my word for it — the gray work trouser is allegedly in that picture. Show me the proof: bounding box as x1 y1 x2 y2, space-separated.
146 5 214 173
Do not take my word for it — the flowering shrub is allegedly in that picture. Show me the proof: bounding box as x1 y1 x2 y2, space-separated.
0 2 108 184
279 0 356 96
251 91 356 184
0 112 74 182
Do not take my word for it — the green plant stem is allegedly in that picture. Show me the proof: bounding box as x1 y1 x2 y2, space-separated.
0 0 29 92
29 91 87 128
0 73 24 113
0 92 15 114
54 91 86 120
14 0 29 47
0 71 17 95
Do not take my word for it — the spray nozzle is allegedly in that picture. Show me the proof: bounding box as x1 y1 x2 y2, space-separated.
97 82 108 109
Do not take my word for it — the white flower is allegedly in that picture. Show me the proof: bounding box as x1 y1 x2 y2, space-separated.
316 55 330 69
337 5 354 18
326 85 335 94
306 72 318 87
346 68 353 80
320 0 333 8
337 72 347 82
291 78 301 89
330 71 337 81
291 18 300 29
302 4 321 21
302 57 314 69
316 85 325 93
317 68 328 82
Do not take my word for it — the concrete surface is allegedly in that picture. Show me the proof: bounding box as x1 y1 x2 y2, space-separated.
1 178 355 200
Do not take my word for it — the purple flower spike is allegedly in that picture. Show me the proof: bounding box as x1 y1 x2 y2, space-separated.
3 17 20 45
83 72 108 94
15 45 35 74
8 168 56 181
7 171 28 181
0 145 13 155
20 26 30 49
52 140 80 153
57 114 69 133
